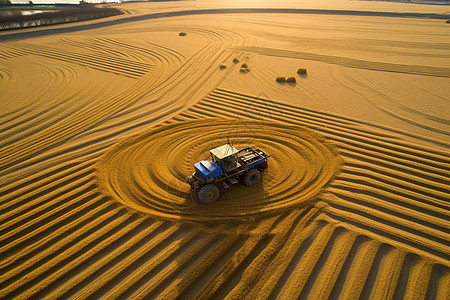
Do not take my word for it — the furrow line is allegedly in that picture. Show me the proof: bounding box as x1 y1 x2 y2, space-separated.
391 253 423 300
297 228 356 299
87 223 183 299
263 219 327 299
425 264 450 299
0 211 137 299
38 41 153 70
210 89 357 127
276 222 336 299
229 208 320 299
0 185 99 255
213 88 450 157
0 82 97 145
325 192 449 251
321 198 450 263
359 244 400 299
132 233 221 299
196 94 449 174
57 220 170 300
0 167 95 225
401 260 433 299
109 228 199 300
211 88 423 150
20 45 153 78
31 218 157 299
0 73 157 172
342 160 448 190
334 169 449 210
152 231 232 300
247 209 323 298
0 200 116 273
333 166 449 206
24 48 149 78
192 218 278 299
328 238 381 299
165 233 243 300
327 234 373 300
61 37 151 64
0 154 94 195
334 141 449 180
97 36 184 64
330 181 449 227
203 93 450 171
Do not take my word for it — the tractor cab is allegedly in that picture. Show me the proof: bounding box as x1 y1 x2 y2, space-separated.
186 142 270 203
210 144 240 173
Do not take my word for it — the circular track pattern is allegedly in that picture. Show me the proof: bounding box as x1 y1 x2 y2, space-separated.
96 119 342 222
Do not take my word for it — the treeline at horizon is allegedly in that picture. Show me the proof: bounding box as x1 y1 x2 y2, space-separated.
0 4 122 30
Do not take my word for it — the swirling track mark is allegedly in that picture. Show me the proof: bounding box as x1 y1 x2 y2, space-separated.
96 119 342 223
16 44 152 79
232 46 450 78
0 62 80 135
97 36 185 64
0 68 11 82
0 48 27 60
339 70 450 132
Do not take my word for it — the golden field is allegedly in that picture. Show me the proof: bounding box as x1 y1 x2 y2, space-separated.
0 0 449 299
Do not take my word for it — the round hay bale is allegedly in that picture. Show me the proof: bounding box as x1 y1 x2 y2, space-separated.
241 63 248 68
297 68 307 75
233 58 240 63
179 32 187 36
276 76 286 83
219 64 227 69
286 77 296 83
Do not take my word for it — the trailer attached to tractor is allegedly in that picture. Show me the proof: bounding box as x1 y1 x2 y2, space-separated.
185 143 270 203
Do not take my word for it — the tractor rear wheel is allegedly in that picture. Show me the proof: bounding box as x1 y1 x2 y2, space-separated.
198 184 220 204
243 168 261 186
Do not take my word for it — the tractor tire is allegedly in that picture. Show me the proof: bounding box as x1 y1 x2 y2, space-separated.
198 184 220 204
243 168 261 186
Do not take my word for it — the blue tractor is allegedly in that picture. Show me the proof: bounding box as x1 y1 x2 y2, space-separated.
185 143 270 203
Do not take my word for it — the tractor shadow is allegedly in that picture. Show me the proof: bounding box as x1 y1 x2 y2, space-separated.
218 181 268 206
181 179 270 229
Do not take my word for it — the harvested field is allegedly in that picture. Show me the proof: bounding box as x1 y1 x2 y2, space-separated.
0 0 449 299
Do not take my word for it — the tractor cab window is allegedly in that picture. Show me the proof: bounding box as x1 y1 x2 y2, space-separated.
210 144 240 173
222 155 238 172
211 154 219 164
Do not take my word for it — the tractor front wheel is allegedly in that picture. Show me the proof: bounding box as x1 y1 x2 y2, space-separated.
243 168 261 186
198 184 220 204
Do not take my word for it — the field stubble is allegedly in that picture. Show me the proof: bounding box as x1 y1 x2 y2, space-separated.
0 4 449 299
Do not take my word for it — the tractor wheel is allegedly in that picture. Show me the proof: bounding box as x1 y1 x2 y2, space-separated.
198 184 220 204
243 168 261 186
